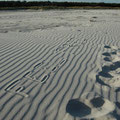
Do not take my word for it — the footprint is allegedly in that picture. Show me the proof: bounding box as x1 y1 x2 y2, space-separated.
55 46 64 53
15 86 25 93
59 59 66 66
99 71 113 78
5 82 28 97
23 71 31 78
115 102 120 109
107 76 120 88
66 99 91 118
41 74 50 84
66 96 115 119
102 52 111 57
111 51 117 55
102 62 120 72
97 62 120 89
90 97 105 108
104 45 111 49
5 79 20 91
33 61 44 69
96 75 110 87
90 19 97 22
0 30 8 33
104 57 111 62
51 65 59 73
92 16 97 19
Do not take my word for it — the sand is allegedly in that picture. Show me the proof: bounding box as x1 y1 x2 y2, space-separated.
0 9 120 120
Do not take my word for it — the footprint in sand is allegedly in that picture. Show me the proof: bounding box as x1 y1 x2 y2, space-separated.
97 62 120 88
0 30 8 33
104 45 111 49
96 45 120 89
51 65 59 73
33 61 45 70
103 53 119 63
115 102 120 109
59 59 66 66
102 52 111 57
66 96 115 119
104 57 112 62
23 71 31 78
41 74 50 84
5 79 29 97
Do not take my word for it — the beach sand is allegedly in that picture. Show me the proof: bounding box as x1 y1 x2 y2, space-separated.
0 9 120 120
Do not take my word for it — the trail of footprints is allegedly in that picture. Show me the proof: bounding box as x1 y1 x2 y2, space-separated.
4 38 87 97
65 45 120 119
96 45 120 90
4 57 66 97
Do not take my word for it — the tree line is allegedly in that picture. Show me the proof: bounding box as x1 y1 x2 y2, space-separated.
0 1 120 8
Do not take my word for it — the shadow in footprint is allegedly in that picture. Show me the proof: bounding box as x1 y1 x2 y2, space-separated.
92 16 97 19
96 75 110 87
104 57 111 62
66 99 91 118
99 71 113 78
34 62 43 69
114 61 120 68
111 51 117 55
102 65 111 72
90 97 105 108
51 66 59 72
104 45 111 49
115 88 120 92
59 59 66 65
23 71 31 78
102 52 111 57
66 96 115 119
102 61 120 72
41 74 50 84
115 102 120 109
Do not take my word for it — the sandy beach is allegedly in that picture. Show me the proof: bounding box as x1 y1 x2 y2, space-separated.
0 9 120 120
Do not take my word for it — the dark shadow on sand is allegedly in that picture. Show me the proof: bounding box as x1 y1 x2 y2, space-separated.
66 99 91 117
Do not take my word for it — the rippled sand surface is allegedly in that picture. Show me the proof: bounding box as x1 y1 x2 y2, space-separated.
0 10 120 120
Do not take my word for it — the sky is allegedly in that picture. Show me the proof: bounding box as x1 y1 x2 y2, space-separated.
2 0 120 3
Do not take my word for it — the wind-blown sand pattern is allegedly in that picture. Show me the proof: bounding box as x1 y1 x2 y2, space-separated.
0 10 120 120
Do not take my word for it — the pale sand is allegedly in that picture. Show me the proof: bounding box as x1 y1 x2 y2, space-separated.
0 9 120 120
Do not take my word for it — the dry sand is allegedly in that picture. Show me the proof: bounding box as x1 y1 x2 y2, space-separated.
0 9 120 120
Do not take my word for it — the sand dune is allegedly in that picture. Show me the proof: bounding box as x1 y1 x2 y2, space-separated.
0 9 120 120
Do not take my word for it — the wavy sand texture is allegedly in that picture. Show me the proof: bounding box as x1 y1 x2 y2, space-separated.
0 10 120 120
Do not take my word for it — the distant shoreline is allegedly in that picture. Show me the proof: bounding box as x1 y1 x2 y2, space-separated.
0 1 120 10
